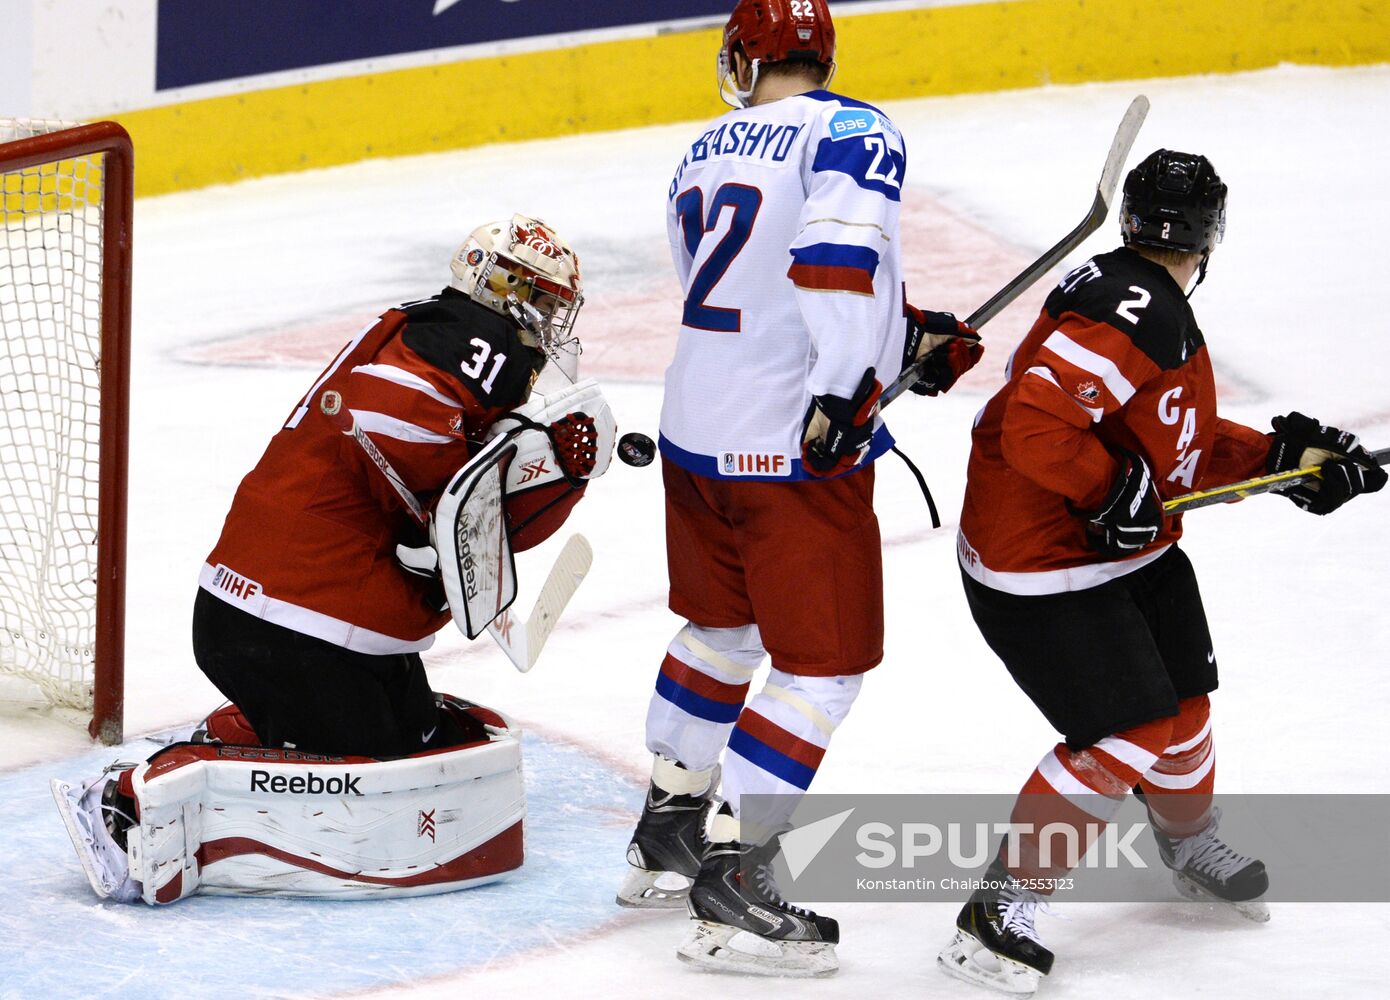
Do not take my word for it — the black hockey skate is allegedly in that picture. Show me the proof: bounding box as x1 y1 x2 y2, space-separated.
1149 806 1270 922
616 764 715 908
677 834 839 978
938 860 1053 996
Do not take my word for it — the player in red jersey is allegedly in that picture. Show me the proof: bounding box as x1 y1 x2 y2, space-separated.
193 214 607 757
52 216 616 906
939 150 1386 994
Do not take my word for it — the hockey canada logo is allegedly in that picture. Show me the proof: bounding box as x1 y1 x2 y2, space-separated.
418 809 437 843
1075 381 1101 405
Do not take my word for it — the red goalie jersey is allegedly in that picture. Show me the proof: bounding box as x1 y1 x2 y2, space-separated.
201 289 553 653
959 248 1271 595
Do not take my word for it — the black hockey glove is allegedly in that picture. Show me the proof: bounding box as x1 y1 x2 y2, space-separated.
902 304 983 396
1267 411 1387 515
801 368 881 477
1073 448 1163 559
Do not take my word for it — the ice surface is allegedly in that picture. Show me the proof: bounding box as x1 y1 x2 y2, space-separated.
2 64 1388 998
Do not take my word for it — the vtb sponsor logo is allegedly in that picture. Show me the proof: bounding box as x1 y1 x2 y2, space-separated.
249 770 363 796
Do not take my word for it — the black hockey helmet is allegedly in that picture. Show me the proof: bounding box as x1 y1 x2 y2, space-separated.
1120 149 1227 258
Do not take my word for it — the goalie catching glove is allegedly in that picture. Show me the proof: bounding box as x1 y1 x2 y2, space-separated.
901 303 983 396
1267 411 1387 515
487 376 615 549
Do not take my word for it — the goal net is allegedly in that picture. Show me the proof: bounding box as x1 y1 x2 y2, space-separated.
0 119 131 743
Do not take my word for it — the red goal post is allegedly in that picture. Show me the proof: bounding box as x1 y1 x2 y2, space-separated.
0 120 132 744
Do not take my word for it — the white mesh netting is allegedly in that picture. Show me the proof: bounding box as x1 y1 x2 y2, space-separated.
0 119 105 711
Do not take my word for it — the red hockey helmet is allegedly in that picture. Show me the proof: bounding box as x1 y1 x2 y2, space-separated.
718 0 837 108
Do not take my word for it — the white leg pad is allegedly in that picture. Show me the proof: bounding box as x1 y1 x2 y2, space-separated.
125 727 525 904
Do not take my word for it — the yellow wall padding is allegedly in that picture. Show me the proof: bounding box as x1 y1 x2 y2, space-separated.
108 0 1388 196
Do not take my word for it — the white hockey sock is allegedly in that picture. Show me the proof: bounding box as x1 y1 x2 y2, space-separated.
645 623 764 773
723 669 862 833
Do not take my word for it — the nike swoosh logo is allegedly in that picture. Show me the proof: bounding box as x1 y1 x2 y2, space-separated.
421 725 437 744
1207 651 1216 663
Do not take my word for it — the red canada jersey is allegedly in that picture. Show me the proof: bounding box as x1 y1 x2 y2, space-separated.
959 248 1270 595
202 289 540 652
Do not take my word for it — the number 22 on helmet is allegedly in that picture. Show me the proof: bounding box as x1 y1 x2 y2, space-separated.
717 0 837 109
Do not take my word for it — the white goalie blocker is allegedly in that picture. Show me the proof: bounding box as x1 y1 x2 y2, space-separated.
53 712 525 904
434 376 614 666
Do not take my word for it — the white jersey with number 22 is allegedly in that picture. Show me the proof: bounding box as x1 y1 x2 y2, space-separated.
658 90 908 482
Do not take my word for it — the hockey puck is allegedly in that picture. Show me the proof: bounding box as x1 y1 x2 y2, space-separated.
618 432 656 468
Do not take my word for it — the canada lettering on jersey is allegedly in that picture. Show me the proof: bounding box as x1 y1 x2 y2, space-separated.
959 247 1271 592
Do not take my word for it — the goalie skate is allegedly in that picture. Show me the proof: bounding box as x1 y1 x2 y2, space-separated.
51 765 141 903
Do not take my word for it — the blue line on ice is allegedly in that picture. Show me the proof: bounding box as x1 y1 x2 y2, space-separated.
6 730 642 997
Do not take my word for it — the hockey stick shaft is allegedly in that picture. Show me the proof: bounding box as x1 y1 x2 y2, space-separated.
1164 446 1390 514
882 95 1150 407
318 390 428 524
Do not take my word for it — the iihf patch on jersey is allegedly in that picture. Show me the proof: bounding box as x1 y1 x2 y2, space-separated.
722 451 793 477
827 108 878 141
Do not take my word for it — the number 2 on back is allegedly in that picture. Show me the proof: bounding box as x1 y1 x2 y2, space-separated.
1116 285 1151 324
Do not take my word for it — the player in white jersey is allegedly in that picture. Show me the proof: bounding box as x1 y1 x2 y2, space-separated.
617 0 984 977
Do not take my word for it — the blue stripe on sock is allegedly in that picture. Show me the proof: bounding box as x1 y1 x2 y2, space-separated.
654 672 743 725
727 728 816 790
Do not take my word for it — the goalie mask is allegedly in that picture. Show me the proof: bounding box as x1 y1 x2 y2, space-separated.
450 215 583 378
718 0 837 109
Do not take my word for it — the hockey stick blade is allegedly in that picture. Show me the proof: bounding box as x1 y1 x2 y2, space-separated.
883 95 1149 406
486 533 593 673
1164 446 1390 513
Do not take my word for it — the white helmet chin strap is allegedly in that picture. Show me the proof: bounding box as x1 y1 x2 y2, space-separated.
719 57 761 109
718 56 837 109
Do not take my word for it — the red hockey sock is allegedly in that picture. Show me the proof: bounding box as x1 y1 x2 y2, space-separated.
1136 695 1215 837
1005 715 1176 889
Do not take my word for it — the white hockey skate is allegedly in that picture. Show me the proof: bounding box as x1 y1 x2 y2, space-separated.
51 764 142 903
